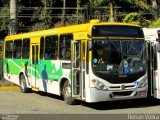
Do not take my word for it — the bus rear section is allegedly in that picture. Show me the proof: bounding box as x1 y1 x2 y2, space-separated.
83 24 148 103
143 28 160 99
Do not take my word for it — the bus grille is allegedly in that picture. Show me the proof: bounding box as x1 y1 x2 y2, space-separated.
109 85 135 90
112 91 133 97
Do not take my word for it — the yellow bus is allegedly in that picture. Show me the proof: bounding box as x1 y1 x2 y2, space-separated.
3 20 147 104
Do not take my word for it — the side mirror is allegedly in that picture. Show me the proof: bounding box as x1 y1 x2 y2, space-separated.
88 40 92 51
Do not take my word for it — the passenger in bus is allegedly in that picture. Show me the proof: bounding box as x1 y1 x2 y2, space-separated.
97 49 108 64
61 48 70 59
61 48 65 59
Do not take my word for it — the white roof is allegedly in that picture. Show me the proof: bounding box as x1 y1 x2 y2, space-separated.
143 28 160 41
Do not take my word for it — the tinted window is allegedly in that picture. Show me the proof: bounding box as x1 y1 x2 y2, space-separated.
22 38 30 59
92 39 146 74
13 39 22 59
5 40 13 58
92 25 144 37
44 35 58 60
60 34 73 60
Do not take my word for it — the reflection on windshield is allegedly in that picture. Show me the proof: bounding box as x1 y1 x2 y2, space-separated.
92 40 146 75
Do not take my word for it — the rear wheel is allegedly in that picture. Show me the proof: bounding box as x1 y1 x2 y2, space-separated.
20 74 30 93
62 81 77 105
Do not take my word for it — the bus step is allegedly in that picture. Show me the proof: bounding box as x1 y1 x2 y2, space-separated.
74 95 81 100
32 87 39 92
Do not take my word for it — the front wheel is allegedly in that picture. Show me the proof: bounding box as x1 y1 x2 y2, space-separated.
62 81 77 105
20 74 30 93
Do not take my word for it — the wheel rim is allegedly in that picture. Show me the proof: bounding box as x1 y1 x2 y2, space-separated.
64 85 71 101
21 75 25 91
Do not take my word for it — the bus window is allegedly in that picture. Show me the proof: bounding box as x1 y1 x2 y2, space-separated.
59 34 73 60
5 40 13 58
22 38 30 59
45 35 58 60
40 37 44 59
13 39 22 59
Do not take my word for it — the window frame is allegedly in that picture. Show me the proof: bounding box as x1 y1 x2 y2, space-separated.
13 39 22 59
44 35 58 60
22 38 30 59
5 40 13 58
59 34 73 60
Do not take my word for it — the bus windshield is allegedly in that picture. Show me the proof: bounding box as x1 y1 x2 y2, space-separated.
92 39 146 75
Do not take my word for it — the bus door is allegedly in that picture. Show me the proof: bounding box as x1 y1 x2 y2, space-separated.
81 41 87 100
71 40 84 99
154 41 160 99
31 44 39 88
147 41 154 97
147 39 160 99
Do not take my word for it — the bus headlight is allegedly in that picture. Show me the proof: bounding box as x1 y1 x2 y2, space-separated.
138 81 147 88
92 80 108 90
134 78 147 88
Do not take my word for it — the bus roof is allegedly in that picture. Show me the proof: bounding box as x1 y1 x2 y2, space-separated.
143 28 160 41
5 20 141 40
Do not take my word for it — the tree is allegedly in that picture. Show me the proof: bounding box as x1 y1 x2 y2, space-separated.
89 0 106 7
18 0 41 32
10 0 17 35
123 12 151 27
31 0 56 31
121 0 150 10
149 18 160 28
0 0 8 7
0 0 159 35
150 0 160 20
0 1 9 39
120 0 158 26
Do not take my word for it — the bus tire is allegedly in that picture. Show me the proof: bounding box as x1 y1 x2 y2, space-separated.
63 81 76 105
20 74 30 93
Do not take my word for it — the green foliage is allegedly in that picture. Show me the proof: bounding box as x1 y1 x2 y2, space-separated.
31 0 55 31
0 7 9 31
31 22 50 31
0 0 159 34
89 0 106 7
140 19 151 27
0 1 9 38
123 12 151 27
0 0 8 7
120 0 151 10
66 12 84 25
149 18 160 28
123 12 139 23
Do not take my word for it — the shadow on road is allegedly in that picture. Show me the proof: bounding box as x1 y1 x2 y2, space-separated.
36 91 63 101
34 91 160 110
81 98 160 110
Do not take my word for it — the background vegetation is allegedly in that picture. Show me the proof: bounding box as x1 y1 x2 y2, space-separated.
0 0 160 38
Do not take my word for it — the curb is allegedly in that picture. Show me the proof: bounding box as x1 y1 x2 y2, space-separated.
0 86 19 90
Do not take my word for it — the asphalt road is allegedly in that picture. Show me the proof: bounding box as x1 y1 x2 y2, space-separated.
0 87 160 120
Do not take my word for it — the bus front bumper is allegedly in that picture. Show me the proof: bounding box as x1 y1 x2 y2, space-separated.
86 86 148 103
